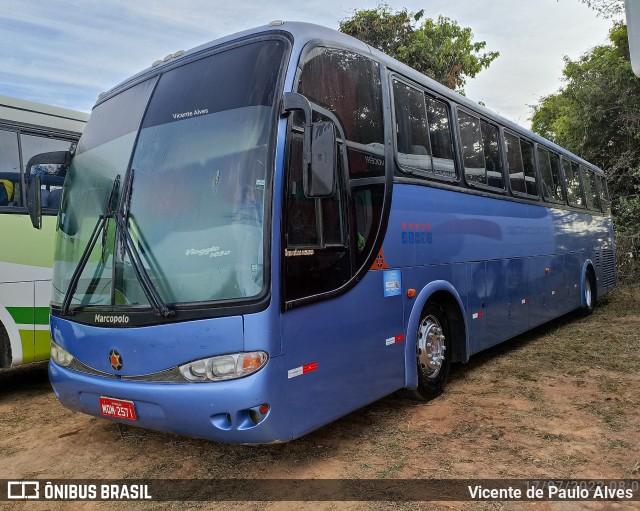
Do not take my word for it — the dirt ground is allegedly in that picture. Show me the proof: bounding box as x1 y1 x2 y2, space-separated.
0 287 638 511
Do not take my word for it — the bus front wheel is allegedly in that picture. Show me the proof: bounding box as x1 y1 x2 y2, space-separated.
412 303 451 400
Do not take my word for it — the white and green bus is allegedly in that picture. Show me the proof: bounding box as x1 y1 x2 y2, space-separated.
0 95 88 368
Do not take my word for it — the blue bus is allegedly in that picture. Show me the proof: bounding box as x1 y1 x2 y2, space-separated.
32 22 615 443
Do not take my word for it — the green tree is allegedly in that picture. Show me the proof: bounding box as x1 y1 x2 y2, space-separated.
580 0 624 18
339 4 499 91
531 23 640 232
532 23 640 281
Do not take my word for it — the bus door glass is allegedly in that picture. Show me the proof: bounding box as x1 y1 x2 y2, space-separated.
283 46 402 433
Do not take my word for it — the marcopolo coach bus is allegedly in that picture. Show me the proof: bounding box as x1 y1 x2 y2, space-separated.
0 95 87 369
30 22 615 443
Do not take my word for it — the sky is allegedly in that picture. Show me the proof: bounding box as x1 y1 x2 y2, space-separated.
0 0 622 129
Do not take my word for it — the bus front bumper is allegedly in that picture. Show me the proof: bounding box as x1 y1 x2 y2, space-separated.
49 357 290 444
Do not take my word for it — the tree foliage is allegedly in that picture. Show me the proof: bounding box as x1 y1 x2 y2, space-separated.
531 23 640 238
580 0 624 18
338 4 499 91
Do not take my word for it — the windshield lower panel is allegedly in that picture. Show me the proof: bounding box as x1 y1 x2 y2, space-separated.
52 38 287 313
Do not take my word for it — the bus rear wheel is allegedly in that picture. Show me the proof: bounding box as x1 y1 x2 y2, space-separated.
582 271 597 316
411 303 451 400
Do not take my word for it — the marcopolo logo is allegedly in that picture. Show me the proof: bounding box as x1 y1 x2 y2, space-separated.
94 314 130 325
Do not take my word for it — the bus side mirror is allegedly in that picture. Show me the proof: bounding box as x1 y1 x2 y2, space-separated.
25 151 71 229
26 173 42 229
306 121 336 198
282 92 337 198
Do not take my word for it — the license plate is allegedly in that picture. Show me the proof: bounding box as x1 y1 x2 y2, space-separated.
99 396 137 421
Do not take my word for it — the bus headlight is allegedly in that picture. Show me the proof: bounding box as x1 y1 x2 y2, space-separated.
50 341 74 367
179 351 268 382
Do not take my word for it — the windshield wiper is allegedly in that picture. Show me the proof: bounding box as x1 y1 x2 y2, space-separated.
114 168 173 318
61 177 120 316
60 171 174 318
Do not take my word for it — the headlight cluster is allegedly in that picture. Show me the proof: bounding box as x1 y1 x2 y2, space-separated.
179 351 268 382
50 341 74 367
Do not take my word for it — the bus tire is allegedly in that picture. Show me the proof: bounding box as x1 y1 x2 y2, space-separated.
582 270 597 316
0 323 11 369
410 303 451 401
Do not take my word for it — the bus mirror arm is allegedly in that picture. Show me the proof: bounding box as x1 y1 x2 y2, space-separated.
282 92 337 198
25 151 72 230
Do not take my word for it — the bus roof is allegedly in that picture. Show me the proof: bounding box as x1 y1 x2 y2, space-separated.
98 21 601 174
0 94 89 135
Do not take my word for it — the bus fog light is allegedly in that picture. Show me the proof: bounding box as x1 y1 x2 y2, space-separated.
178 351 268 382
50 341 74 367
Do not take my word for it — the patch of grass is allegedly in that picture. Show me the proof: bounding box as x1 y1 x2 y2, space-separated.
587 400 626 430
376 461 405 478
598 376 621 394
605 439 631 450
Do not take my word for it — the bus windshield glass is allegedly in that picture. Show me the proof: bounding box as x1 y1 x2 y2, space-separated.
52 39 286 308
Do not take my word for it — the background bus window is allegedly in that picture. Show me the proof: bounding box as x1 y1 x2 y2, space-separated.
0 130 20 207
582 166 601 211
563 159 585 207
458 110 486 185
425 97 456 179
21 134 75 210
393 80 432 174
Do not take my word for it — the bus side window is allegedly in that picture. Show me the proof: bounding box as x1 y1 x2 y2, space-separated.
480 120 503 188
393 80 432 174
505 132 526 194
425 97 456 180
597 174 611 212
582 166 601 212
0 130 21 207
563 159 585 208
520 139 538 196
458 110 486 185
538 147 555 200
506 133 538 197
549 152 566 203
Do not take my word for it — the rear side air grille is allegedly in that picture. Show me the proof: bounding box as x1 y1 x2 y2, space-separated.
601 249 616 289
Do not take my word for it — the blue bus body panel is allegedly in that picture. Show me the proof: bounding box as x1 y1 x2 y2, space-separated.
385 184 612 359
50 315 246 375
281 270 405 437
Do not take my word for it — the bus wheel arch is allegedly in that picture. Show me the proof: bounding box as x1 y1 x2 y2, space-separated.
404 285 468 400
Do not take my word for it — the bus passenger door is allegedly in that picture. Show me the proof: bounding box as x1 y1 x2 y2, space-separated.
280 45 400 437
281 136 401 436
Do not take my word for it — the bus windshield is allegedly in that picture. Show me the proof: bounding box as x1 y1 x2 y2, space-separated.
52 39 286 309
